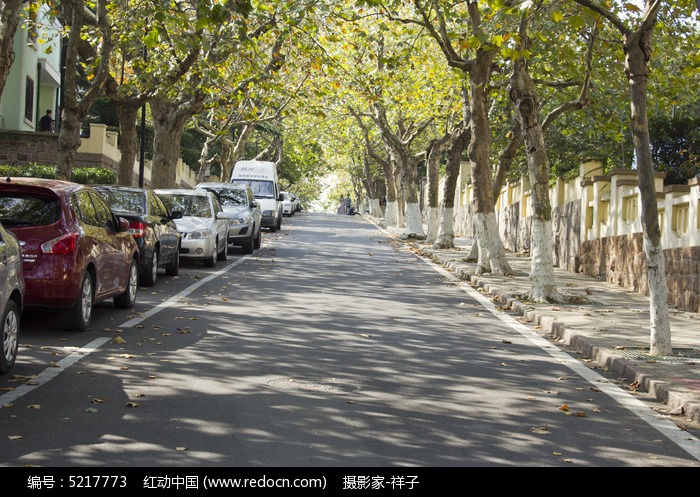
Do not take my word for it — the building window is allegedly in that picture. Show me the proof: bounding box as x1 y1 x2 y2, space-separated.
672 203 689 237
24 77 34 122
622 194 638 224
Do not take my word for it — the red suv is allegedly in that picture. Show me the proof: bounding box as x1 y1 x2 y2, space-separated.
0 178 139 331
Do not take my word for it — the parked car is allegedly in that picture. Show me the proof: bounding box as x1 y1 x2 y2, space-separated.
154 188 228 267
94 185 181 287
0 178 139 331
0 221 23 373
290 193 302 213
194 182 262 254
280 191 293 217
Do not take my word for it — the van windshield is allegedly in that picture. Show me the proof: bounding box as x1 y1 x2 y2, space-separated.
233 180 275 198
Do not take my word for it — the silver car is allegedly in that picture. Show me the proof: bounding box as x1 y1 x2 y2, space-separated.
155 189 229 268
0 221 23 373
194 182 262 254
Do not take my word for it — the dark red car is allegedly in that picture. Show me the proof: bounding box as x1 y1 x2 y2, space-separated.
0 178 139 331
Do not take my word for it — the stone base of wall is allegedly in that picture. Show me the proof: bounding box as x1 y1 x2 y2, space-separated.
580 234 700 313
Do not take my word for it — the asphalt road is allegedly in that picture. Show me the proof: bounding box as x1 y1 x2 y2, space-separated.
1 211 699 469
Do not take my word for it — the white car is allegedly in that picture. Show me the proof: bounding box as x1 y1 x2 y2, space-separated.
280 191 293 216
154 189 229 268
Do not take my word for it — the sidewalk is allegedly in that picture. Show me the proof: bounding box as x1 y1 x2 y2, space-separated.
375 219 700 429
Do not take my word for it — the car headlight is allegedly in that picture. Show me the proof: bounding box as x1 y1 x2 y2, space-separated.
187 229 211 239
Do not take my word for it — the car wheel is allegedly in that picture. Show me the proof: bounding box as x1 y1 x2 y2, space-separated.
166 245 180 276
242 232 254 254
253 227 261 249
217 237 227 261
0 299 19 374
64 272 93 331
204 245 216 267
114 259 138 308
141 250 158 287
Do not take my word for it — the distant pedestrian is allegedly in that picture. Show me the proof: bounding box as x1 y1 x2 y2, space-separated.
344 194 351 215
38 110 54 132
337 195 346 215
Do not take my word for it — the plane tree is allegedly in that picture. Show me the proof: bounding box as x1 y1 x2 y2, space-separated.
573 0 699 355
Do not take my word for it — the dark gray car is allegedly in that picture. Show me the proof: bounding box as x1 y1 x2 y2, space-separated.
0 221 23 373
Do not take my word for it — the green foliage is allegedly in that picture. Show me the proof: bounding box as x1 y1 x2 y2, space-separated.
0 163 57 178
71 167 117 185
0 164 117 185
650 103 700 185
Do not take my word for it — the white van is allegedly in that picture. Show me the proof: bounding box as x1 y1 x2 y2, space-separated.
230 160 283 232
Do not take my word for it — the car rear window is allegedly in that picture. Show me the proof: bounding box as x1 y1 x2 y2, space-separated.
98 188 145 214
159 194 212 218
0 194 61 227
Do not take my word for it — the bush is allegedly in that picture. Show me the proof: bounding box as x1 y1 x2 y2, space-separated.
71 167 116 185
0 163 117 185
0 163 57 178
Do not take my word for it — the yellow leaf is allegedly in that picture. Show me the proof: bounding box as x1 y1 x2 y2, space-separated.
175 447 187 451
114 337 126 344
27 404 41 409
559 404 569 411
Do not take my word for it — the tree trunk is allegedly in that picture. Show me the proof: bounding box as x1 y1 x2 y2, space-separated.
382 160 398 227
114 102 141 185
435 124 470 249
149 96 199 188
510 53 558 302
57 0 112 181
398 155 424 238
0 0 22 99
625 24 671 355
469 48 512 275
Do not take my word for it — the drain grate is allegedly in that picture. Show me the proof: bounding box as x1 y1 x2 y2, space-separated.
612 347 700 363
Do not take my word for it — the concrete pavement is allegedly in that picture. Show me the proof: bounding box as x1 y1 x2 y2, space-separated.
372 218 700 430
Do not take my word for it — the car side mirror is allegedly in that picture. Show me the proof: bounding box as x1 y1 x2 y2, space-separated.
170 210 183 220
251 200 259 208
216 211 229 219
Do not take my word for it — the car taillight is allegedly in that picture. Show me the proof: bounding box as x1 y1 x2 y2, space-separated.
128 221 146 238
41 233 79 255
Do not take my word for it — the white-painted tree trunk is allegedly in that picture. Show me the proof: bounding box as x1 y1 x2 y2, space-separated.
433 207 454 248
529 218 558 302
425 206 439 243
646 238 671 355
402 202 425 238
369 198 383 217
385 201 399 229
474 212 511 275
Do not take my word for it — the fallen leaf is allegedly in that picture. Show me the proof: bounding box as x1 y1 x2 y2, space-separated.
90 398 104 404
27 404 41 409
575 411 586 417
559 404 569 411
8 435 23 441
531 426 551 435
125 402 139 408
114 337 126 344
175 447 187 451
86 407 98 413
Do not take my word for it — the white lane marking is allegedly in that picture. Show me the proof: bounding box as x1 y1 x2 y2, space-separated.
119 254 250 327
1 254 253 405
1 337 110 404
419 253 700 461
